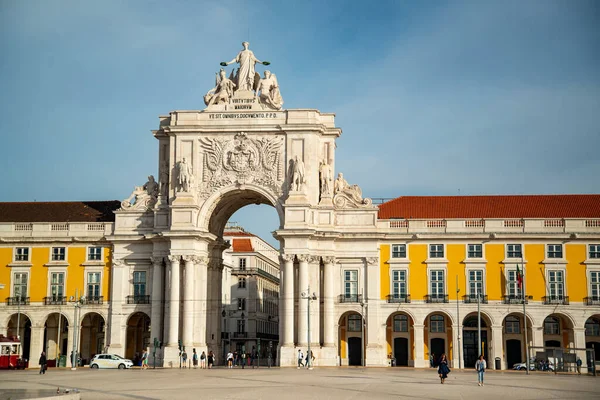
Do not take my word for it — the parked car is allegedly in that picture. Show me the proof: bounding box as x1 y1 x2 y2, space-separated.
90 354 133 369
512 358 536 371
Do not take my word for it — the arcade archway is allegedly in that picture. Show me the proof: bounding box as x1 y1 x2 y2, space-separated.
80 312 105 365
338 312 364 366
6 313 32 363
462 312 492 368
385 312 414 366
424 311 454 366
502 312 534 370
43 313 68 367
126 312 150 362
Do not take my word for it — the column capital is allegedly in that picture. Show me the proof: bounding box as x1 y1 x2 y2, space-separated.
167 255 181 263
365 257 378 266
112 259 127 268
280 254 295 263
182 255 195 263
195 256 209 265
307 255 320 264
322 256 336 264
150 256 163 266
297 254 310 262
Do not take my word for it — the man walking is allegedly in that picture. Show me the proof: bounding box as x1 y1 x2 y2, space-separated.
39 352 47 374
297 349 304 369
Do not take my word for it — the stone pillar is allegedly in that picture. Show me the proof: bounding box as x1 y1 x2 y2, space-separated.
167 255 181 346
194 256 209 349
30 326 45 368
573 328 587 363
308 255 320 346
281 254 295 346
206 257 223 351
150 257 164 347
297 254 309 346
491 325 504 369
532 324 544 348
413 324 426 368
182 255 195 348
451 324 460 368
107 259 126 354
322 257 335 346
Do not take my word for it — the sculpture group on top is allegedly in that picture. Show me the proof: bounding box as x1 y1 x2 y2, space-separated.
333 173 373 208
120 175 159 211
203 42 284 110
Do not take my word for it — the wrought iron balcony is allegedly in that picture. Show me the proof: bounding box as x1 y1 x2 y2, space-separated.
233 332 248 339
542 295 569 305
6 296 29 306
462 294 488 304
386 294 411 303
84 296 103 305
126 295 150 304
44 296 67 305
584 296 600 306
502 295 532 304
337 294 363 303
425 294 449 303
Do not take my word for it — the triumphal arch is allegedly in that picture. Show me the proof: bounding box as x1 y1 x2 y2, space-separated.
109 42 379 366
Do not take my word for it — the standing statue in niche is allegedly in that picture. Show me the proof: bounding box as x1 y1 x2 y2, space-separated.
255 70 283 110
220 41 270 92
204 68 237 106
176 158 193 192
159 161 169 196
319 160 332 196
290 156 305 192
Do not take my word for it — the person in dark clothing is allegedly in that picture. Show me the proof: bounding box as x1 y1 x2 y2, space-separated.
39 352 47 374
437 353 450 384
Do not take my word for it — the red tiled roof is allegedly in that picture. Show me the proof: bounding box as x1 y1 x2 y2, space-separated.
224 231 255 237
0 201 121 222
378 195 600 220
232 238 253 252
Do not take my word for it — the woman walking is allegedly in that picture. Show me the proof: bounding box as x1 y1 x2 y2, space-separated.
200 351 207 369
207 351 214 369
476 355 486 386
437 353 450 384
192 349 198 369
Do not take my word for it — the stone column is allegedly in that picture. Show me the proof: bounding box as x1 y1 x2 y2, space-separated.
573 328 587 363
207 257 224 350
150 257 164 347
107 259 126 354
308 255 320 346
167 255 181 346
451 324 460 368
297 254 309 346
413 324 426 368
30 325 45 368
194 256 209 348
182 255 195 348
322 256 335 346
491 325 504 369
281 254 295 346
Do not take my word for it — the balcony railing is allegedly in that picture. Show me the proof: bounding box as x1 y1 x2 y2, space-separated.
425 294 449 303
542 295 569 305
502 295 532 304
127 295 150 304
84 296 104 305
338 294 363 303
584 296 600 306
233 332 248 339
6 297 30 306
44 296 67 305
386 294 411 303
462 294 488 304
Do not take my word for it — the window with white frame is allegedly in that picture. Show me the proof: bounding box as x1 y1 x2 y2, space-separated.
15 247 29 262
391 244 406 258
239 258 247 270
88 247 102 261
590 271 599 300
348 314 362 332
237 319 245 333
544 316 560 335
468 270 484 296
87 272 101 298
590 245 600 259
51 247 66 261
430 270 444 298
429 244 444 258
133 271 146 296
467 244 482 258
238 278 246 289
505 316 520 334
430 314 445 333
50 272 65 299
393 314 408 332
344 270 358 298
13 272 28 300
547 244 563 259
391 270 407 299
506 270 522 298
238 298 246 311
507 244 522 258
548 270 564 299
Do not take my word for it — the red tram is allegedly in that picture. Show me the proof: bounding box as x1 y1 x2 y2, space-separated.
0 335 26 369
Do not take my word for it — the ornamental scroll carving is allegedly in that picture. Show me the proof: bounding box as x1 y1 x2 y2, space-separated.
199 132 284 198
297 254 310 262
333 172 373 209
280 254 295 263
365 257 378 265
322 256 336 264
167 255 181 263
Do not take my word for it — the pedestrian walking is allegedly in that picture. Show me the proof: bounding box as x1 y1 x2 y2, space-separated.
182 350 188 368
39 351 47 374
200 351 206 369
576 357 582 375
141 349 148 370
437 353 450 384
241 351 246 369
305 350 310 368
430 353 435 368
475 355 486 386
297 349 304 369
227 351 234 369
207 351 214 369
192 349 198 369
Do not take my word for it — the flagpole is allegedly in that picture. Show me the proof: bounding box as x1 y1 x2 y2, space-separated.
522 255 529 375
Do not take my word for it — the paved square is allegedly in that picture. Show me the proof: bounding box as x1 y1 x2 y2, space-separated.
0 367 598 400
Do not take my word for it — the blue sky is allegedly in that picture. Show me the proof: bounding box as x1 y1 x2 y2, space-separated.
1 0 599 247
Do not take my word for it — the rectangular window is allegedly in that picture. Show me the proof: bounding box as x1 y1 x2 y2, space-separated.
87 272 101 298
467 244 482 258
590 245 600 259
391 244 406 258
429 244 444 258
238 278 246 289
348 315 362 332
507 270 522 298
237 319 245 333
548 270 564 298
591 271 600 299
239 258 247 270
238 298 246 311
88 247 102 261
547 244 563 259
50 272 65 298
505 317 520 334
430 315 445 333
469 270 484 296
51 247 66 261
15 247 29 262
393 316 408 332
133 271 146 296
507 244 522 258
392 270 407 299
344 270 358 298
430 270 444 298
13 272 28 300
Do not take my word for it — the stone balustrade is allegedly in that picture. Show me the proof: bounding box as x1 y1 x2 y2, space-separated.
0 222 113 238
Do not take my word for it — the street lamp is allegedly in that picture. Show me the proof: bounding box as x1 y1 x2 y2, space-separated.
360 296 368 367
69 289 84 370
301 285 317 370
222 308 227 362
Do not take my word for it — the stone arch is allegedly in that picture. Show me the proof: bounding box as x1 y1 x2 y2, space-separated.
542 311 576 330
462 312 493 367
42 312 70 367
462 311 494 327
385 311 415 367
423 311 454 367
125 312 150 361
79 312 106 364
6 312 34 363
4 311 35 330
542 312 575 349
40 311 72 328
337 311 364 366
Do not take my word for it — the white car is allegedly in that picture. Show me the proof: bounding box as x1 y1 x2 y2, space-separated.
512 361 535 371
90 354 134 369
